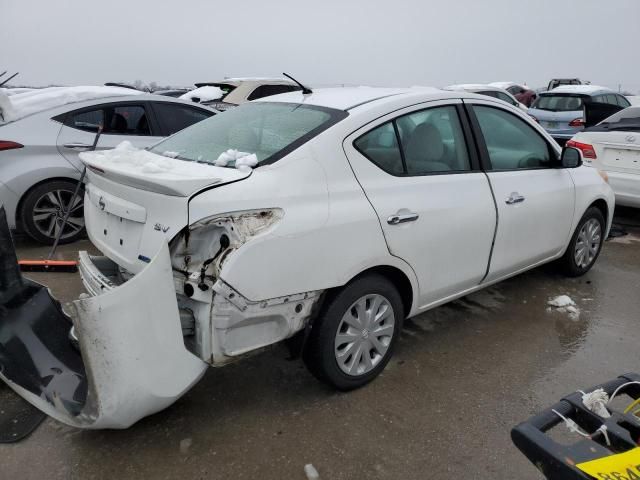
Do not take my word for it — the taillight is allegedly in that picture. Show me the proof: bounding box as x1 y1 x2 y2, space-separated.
0 141 23 151
566 139 597 159
569 118 585 127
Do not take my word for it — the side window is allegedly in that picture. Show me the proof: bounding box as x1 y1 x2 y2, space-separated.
247 85 301 101
68 109 104 132
605 94 618 106
103 105 151 135
153 103 213 136
474 106 552 170
617 95 631 108
495 92 518 105
354 122 404 175
592 95 606 104
399 106 471 174
507 86 520 95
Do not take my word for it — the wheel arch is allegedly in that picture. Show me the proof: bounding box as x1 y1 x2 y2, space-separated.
15 176 81 229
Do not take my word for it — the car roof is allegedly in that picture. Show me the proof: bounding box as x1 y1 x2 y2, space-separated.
257 86 449 110
547 85 612 95
445 84 504 93
489 81 518 89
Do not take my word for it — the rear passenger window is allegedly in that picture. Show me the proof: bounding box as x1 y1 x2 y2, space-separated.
69 109 104 132
617 95 631 108
474 106 552 170
153 103 213 135
605 94 618 105
103 105 150 135
354 105 471 175
354 122 404 175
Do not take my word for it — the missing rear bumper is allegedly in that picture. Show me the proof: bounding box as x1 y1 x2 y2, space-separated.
0 208 207 429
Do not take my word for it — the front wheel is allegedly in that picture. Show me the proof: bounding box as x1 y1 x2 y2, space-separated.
558 207 605 277
303 274 404 390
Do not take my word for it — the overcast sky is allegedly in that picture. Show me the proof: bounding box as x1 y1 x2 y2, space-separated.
1 0 639 92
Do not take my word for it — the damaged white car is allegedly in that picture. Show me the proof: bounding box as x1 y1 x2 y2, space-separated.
0 87 614 429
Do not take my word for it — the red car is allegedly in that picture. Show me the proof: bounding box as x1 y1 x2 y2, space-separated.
489 82 537 107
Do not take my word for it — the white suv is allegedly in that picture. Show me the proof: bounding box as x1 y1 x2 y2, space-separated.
0 87 614 429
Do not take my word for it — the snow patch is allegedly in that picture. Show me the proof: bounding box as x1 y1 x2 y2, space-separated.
80 141 214 179
547 295 580 319
179 86 224 103
0 86 142 123
547 295 575 308
214 149 258 170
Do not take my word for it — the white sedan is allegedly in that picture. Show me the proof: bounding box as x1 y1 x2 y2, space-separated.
569 106 640 207
0 86 614 428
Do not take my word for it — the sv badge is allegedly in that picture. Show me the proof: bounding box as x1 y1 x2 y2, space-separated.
154 223 170 233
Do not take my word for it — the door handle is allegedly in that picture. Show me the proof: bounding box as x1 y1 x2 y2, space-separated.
387 212 419 225
505 192 525 205
63 142 93 150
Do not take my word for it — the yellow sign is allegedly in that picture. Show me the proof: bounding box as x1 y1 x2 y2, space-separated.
576 448 640 479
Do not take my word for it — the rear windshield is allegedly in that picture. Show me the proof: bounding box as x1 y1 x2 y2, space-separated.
593 106 640 132
150 102 347 167
532 94 585 112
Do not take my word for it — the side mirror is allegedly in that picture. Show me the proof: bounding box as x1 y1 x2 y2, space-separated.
560 146 582 168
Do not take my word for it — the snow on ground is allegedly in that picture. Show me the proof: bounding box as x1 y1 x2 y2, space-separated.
179 86 224 103
547 295 580 319
0 86 142 123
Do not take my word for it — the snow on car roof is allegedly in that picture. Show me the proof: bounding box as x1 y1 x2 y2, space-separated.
547 85 612 95
489 81 517 89
179 86 224 102
0 85 143 123
445 84 502 92
257 86 440 110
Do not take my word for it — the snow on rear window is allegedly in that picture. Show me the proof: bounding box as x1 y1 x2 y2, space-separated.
0 86 143 123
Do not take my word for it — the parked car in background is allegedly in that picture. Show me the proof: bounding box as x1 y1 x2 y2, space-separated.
529 85 630 145
444 84 527 110
489 82 537 107
0 86 216 244
153 88 192 98
0 86 613 429
547 78 585 91
191 77 301 110
569 105 640 207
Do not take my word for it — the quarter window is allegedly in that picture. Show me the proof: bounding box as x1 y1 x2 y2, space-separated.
354 105 471 175
473 106 552 170
247 85 301 101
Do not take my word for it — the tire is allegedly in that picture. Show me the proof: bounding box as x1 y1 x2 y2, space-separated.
20 180 85 245
558 207 605 277
303 274 404 391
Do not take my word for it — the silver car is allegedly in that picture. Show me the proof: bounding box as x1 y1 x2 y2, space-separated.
0 88 215 244
528 85 630 144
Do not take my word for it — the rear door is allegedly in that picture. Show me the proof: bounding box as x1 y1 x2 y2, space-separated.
56 102 163 169
343 100 496 308
465 100 575 280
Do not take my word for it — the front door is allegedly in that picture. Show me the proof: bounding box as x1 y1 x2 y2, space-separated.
466 101 575 281
344 100 496 309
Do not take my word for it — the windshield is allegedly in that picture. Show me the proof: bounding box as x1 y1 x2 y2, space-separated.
531 94 585 112
150 102 347 167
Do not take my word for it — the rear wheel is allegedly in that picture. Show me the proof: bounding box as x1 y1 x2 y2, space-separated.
303 274 403 390
20 180 85 245
558 207 605 277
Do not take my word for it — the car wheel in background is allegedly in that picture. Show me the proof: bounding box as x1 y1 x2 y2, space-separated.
303 274 404 390
20 180 85 245
558 206 605 277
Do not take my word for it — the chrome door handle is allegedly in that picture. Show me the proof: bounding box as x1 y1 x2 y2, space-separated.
387 212 419 225
505 192 525 205
63 142 93 150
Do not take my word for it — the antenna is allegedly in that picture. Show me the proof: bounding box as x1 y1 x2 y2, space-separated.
0 72 19 87
282 72 312 95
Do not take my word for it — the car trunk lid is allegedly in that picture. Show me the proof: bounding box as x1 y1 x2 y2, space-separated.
80 147 251 274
